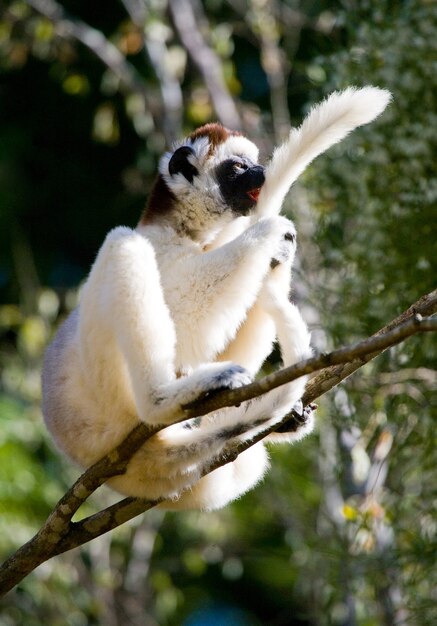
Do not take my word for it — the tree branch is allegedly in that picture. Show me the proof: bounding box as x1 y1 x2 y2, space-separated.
119 0 184 144
168 0 242 129
183 313 437 417
27 0 150 102
0 291 435 595
301 288 437 407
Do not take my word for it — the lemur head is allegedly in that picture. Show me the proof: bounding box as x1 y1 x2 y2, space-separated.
140 123 265 241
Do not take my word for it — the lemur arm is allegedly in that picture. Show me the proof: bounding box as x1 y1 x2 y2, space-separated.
165 215 296 363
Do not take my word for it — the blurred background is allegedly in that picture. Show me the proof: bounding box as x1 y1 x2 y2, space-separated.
0 0 436 624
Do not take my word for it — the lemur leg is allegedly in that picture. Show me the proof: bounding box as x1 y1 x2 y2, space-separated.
108 221 309 503
113 325 312 508
203 233 313 444
216 302 276 374
79 227 252 426
108 423 270 511
107 264 312 506
159 443 270 511
199 243 314 446
113 289 311 499
257 257 315 443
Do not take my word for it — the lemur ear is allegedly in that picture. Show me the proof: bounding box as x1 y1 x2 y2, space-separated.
168 146 198 183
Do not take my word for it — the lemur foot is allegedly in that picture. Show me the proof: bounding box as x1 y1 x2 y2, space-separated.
149 363 252 423
275 401 317 433
182 364 253 409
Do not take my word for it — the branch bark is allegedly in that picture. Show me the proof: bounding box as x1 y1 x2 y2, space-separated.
0 290 435 596
301 288 437 407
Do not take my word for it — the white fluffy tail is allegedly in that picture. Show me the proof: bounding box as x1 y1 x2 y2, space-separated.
256 86 392 217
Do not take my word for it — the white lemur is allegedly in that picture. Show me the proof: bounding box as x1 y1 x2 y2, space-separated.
42 87 391 510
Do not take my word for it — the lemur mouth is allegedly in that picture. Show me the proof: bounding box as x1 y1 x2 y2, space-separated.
247 188 262 202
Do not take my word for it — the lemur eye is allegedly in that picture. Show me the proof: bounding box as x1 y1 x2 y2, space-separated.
232 162 247 173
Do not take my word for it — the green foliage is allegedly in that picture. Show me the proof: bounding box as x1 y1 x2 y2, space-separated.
0 0 436 624
294 2 437 623
309 0 436 337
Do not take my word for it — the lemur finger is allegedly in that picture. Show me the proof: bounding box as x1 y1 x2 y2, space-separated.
270 230 296 268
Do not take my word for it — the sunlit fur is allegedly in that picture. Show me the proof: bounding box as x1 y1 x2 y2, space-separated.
42 87 391 510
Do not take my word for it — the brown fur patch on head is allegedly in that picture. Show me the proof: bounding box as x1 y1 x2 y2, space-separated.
189 123 242 156
139 175 176 226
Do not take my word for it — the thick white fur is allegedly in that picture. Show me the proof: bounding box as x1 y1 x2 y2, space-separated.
42 87 390 510
43 214 311 510
256 86 392 217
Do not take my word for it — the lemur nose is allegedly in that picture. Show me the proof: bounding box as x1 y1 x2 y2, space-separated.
251 165 265 185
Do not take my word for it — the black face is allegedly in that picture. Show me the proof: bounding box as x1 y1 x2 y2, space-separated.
215 157 265 214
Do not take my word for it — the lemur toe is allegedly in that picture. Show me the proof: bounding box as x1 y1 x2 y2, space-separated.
275 401 317 433
183 365 253 409
211 364 253 390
